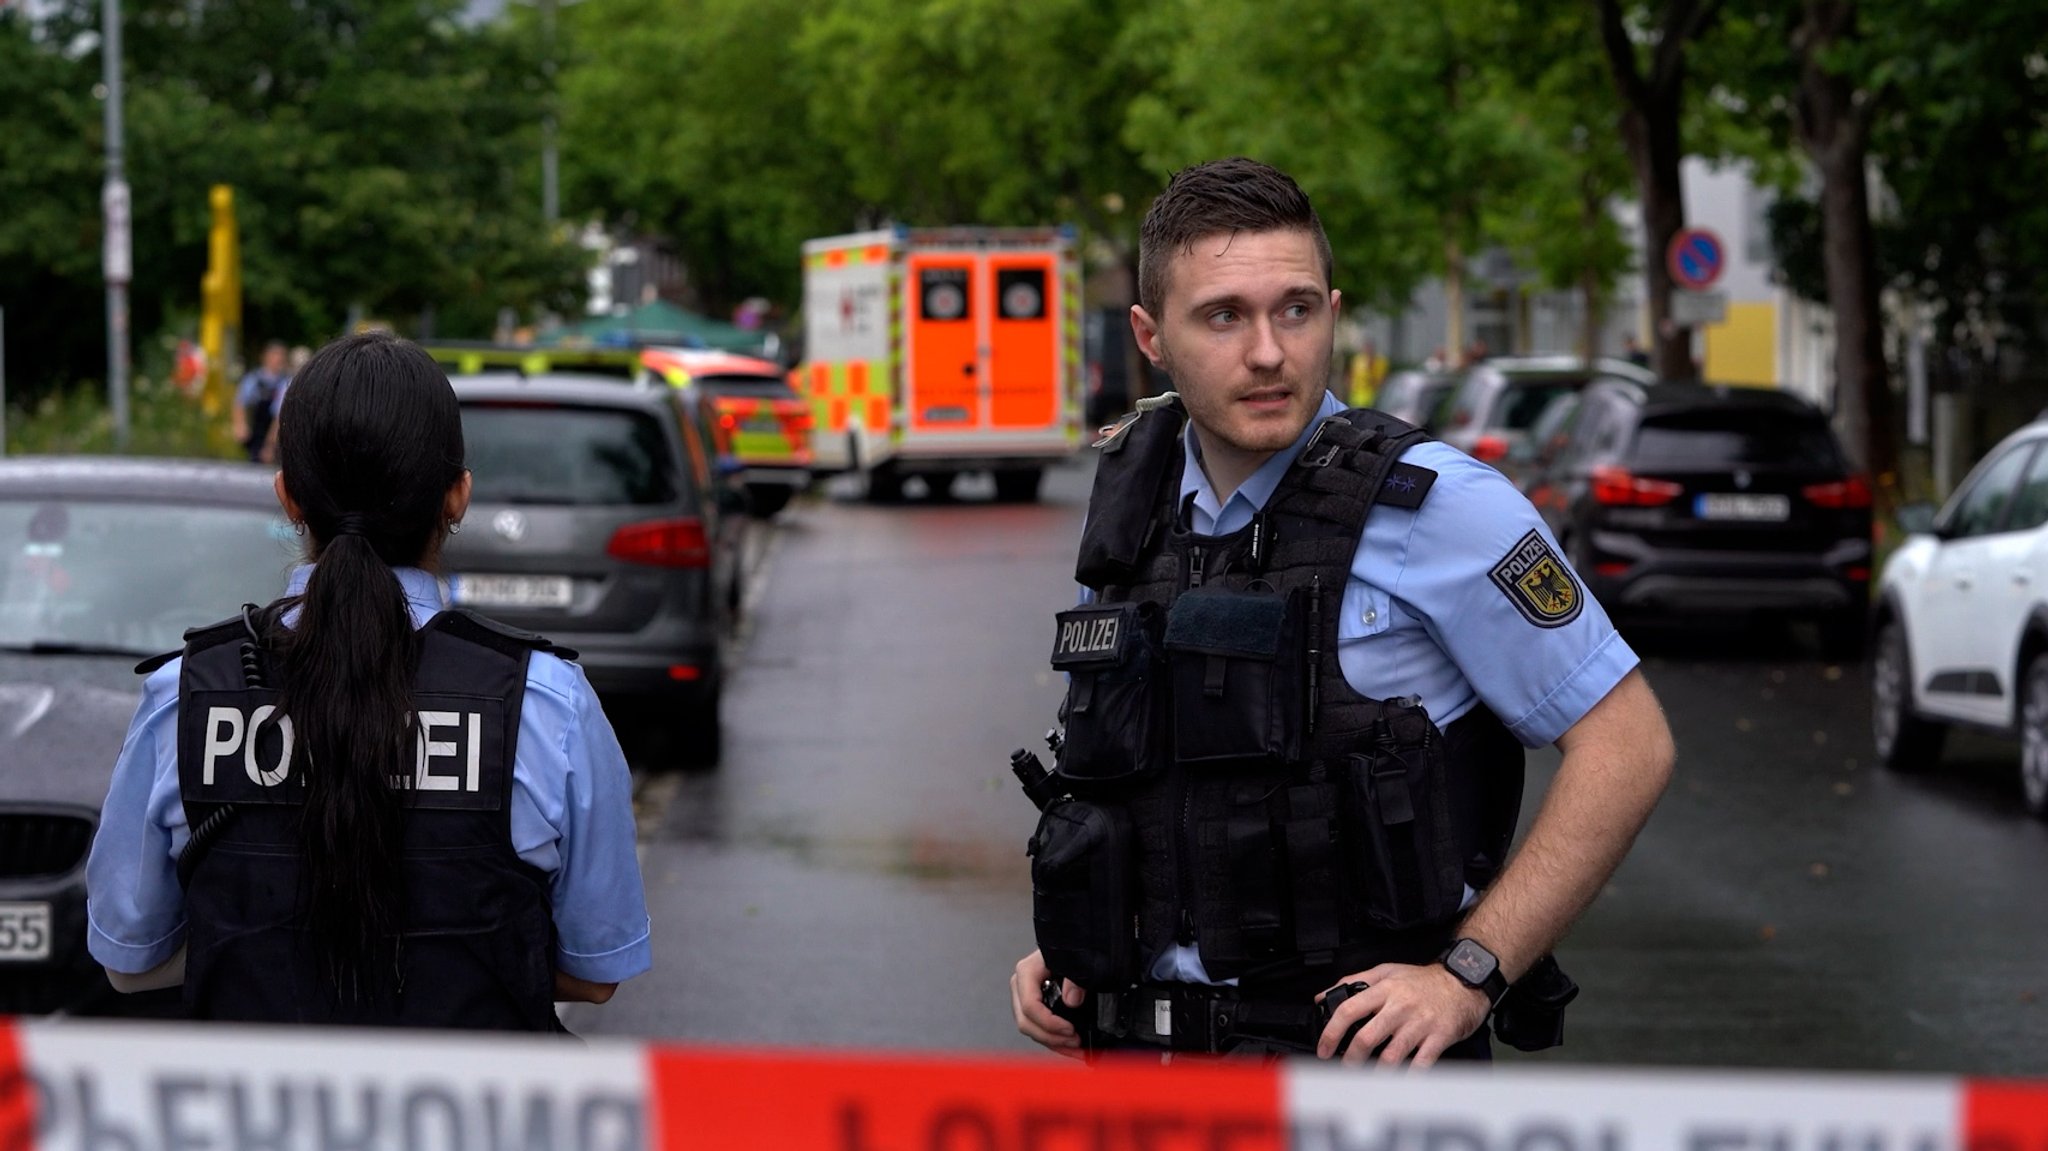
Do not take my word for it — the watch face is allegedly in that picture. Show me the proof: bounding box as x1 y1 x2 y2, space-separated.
1448 940 1498 986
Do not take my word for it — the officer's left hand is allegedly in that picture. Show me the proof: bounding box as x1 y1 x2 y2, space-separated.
1314 962 1489 1068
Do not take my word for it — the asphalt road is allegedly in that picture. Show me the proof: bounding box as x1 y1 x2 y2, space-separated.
569 463 2048 1075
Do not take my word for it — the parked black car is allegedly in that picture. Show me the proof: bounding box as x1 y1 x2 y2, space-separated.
1523 381 1873 656
441 372 747 763
0 457 294 1015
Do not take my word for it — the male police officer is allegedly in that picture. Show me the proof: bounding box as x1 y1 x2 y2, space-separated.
1008 158 1673 1066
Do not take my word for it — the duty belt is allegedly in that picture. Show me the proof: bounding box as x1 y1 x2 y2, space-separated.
1055 982 1328 1056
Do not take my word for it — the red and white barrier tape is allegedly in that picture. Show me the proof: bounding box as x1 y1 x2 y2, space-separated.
2 1016 2043 1150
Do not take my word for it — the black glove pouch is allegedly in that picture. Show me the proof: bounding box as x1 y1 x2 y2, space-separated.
1028 799 1138 992
1491 954 1579 1051
1343 700 1465 931
1051 601 1168 784
1164 587 1306 766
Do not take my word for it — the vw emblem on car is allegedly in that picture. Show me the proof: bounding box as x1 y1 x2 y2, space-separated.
492 509 528 542
1734 470 1752 490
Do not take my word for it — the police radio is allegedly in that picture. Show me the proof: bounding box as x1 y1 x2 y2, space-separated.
1010 729 1066 813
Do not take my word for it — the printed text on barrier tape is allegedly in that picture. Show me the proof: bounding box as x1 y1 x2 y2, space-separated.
650 1048 1284 1151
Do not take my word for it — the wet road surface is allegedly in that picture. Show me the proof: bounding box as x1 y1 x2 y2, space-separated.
570 465 2048 1074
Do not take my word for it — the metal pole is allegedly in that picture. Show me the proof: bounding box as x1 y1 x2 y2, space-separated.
101 0 130 451
540 0 558 224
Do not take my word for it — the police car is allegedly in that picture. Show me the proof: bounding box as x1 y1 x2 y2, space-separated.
0 457 293 1013
1873 417 2048 814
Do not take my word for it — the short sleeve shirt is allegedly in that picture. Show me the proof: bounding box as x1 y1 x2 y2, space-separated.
85 565 654 985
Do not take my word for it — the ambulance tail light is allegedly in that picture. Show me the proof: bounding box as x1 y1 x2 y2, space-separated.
718 413 739 432
1591 466 1683 507
607 518 711 569
1803 475 1872 509
1471 434 1509 463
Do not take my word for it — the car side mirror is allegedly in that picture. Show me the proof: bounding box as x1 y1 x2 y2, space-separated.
716 484 752 516
1895 502 1938 537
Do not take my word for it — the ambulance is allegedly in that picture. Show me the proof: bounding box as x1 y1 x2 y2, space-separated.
799 227 1083 502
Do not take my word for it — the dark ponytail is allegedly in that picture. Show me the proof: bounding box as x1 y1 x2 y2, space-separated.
273 331 466 1000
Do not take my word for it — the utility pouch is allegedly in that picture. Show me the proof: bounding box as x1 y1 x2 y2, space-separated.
1164 587 1307 766
1051 602 1168 784
1028 799 1138 993
1490 954 1579 1052
1344 700 1465 930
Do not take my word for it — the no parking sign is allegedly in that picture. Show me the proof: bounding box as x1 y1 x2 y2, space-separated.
1667 228 1725 290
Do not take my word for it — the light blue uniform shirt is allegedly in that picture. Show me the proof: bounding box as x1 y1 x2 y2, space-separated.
1149 390 1638 982
85 564 654 985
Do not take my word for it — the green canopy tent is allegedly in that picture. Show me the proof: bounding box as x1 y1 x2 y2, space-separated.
552 300 771 356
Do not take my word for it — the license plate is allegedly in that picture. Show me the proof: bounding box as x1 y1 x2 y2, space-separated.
450 574 573 609
0 902 52 962
1695 493 1790 522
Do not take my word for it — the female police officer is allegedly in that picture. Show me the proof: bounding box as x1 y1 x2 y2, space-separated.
85 331 651 1027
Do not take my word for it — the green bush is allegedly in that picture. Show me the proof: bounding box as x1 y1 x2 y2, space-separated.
4 376 240 460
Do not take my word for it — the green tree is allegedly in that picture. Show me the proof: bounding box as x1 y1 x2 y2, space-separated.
560 0 862 313
1 0 583 408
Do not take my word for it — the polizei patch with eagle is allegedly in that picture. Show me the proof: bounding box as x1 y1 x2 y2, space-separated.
1489 530 1583 628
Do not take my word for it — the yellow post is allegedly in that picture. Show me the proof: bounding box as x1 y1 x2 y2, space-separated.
199 185 240 417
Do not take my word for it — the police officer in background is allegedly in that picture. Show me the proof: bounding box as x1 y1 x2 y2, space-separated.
1008 158 1674 1066
86 331 651 1028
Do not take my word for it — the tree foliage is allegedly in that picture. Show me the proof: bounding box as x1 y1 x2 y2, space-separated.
0 0 585 404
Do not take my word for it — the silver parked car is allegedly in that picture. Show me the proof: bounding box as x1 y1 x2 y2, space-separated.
1434 356 1657 470
441 372 748 764
0 457 293 1015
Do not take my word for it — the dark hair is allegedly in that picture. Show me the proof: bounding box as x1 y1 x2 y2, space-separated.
1137 157 1334 317
273 331 466 1000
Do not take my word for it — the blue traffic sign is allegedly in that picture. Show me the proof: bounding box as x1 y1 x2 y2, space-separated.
1666 228 1725 290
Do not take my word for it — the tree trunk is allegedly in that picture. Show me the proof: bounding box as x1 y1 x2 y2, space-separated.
1795 0 1896 484
1580 179 1607 364
1624 88 1694 381
1817 148 1893 480
1596 0 1721 384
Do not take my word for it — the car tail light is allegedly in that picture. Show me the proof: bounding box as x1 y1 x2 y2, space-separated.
1591 465 1683 507
1804 475 1872 509
1595 561 1631 577
719 413 739 432
1472 434 1509 463
607 518 711 568
1844 565 1871 581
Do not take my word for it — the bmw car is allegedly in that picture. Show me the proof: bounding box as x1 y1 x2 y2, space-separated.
0 457 294 1014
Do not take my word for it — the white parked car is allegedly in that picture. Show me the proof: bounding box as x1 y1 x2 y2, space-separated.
1872 418 2048 814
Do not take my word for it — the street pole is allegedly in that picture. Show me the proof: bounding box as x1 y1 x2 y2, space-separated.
540 0 558 224
101 0 131 451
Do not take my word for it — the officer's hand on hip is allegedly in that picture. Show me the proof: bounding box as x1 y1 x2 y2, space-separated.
1315 962 1489 1068
1011 949 1087 1059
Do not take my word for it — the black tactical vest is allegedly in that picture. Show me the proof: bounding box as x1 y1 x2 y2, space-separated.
1033 396 1525 996
168 606 563 1029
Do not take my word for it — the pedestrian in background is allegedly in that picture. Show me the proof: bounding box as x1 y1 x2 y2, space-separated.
1009 157 1673 1066
231 341 290 463
87 331 652 1029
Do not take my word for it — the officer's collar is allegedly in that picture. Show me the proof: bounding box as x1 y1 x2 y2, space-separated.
1178 389 1344 522
284 563 449 629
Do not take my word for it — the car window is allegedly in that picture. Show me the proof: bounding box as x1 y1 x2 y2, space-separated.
1561 401 1626 467
2003 442 2048 533
1944 441 2038 539
1627 411 1844 471
0 498 296 653
463 403 681 505
1493 381 1587 431
692 373 793 398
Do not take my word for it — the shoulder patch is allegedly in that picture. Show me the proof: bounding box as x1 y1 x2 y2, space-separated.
1378 462 1436 510
1488 530 1583 628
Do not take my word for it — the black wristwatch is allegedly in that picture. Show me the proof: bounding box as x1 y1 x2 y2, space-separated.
1441 939 1510 1007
